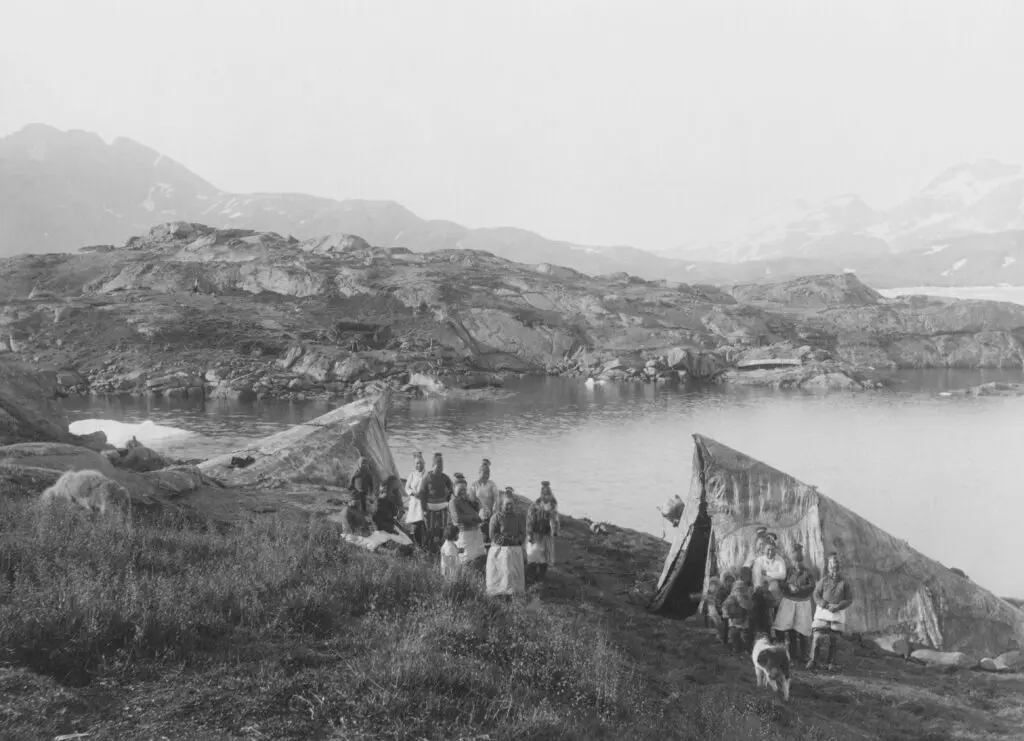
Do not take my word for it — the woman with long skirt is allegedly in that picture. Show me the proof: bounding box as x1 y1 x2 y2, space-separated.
449 473 487 571
525 480 560 582
486 490 526 597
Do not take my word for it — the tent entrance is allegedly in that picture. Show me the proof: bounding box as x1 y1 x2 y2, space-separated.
648 505 714 618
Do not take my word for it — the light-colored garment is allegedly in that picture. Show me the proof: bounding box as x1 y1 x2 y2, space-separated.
469 479 500 519
526 534 556 565
752 555 788 590
457 526 486 562
343 528 413 552
440 540 461 578
486 544 526 596
812 605 847 632
404 469 425 524
774 598 814 636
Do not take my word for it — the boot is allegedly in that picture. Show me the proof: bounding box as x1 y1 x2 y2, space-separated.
806 631 825 670
797 633 810 664
826 632 839 671
787 630 799 660
526 563 537 583
539 563 549 580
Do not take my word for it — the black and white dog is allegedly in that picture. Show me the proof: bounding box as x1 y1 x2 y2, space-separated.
752 634 792 702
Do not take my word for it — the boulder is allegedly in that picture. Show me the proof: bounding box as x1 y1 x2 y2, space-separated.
0 358 70 444
910 649 978 669
868 635 911 658
113 443 167 473
994 650 1023 672
334 356 372 383
978 658 1004 673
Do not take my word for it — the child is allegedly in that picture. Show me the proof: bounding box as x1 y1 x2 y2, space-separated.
722 566 754 655
440 524 461 579
713 572 736 646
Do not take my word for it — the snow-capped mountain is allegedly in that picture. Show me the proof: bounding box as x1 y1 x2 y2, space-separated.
875 159 1024 246
671 158 1024 267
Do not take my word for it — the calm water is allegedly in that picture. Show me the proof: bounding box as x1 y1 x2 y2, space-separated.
62 370 1024 598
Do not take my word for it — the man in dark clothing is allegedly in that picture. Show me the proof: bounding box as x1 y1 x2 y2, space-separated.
750 584 776 642
417 452 454 552
349 456 376 514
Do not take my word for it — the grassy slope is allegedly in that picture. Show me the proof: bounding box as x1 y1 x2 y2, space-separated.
1 496 1022 741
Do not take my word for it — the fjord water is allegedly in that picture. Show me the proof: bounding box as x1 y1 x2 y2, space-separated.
63 371 1024 598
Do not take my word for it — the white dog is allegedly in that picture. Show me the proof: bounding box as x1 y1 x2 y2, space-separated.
39 469 132 519
752 634 792 702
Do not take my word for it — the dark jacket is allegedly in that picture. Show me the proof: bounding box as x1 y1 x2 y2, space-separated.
750 587 775 635
814 573 854 611
783 565 817 601
448 495 482 531
489 509 525 547
418 470 454 506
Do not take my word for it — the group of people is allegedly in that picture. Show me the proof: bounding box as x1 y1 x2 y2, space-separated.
348 450 561 597
709 527 854 671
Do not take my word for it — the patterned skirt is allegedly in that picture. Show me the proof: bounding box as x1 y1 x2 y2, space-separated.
424 506 448 548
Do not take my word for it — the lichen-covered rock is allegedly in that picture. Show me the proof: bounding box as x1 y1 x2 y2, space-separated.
0 359 71 444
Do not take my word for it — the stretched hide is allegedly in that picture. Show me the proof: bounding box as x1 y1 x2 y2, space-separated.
199 392 398 490
650 434 1024 658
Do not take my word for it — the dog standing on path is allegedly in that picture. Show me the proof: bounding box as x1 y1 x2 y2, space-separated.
752 634 792 702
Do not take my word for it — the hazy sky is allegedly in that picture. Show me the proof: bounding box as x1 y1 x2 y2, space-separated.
3 0 1023 249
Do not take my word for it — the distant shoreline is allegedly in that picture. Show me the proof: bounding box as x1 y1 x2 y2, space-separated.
879 285 1024 306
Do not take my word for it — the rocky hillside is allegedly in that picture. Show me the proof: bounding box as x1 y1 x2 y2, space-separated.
1 222 1023 400
8 125 1024 288
0 125 713 284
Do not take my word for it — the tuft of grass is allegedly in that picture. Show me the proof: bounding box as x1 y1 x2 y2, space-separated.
0 497 652 739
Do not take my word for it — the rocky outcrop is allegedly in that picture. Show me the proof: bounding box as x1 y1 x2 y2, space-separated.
2 224 1024 397
939 381 1024 398
0 358 71 444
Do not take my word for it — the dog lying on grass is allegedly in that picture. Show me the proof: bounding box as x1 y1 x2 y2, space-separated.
752 634 792 702
39 469 132 519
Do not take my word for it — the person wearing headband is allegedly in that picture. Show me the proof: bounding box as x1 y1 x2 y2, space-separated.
469 458 500 547
486 488 526 597
404 451 427 546
348 455 377 515
807 552 854 671
448 473 486 569
773 542 816 663
526 480 560 582
416 452 454 552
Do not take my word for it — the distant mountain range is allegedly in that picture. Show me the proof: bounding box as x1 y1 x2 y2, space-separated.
3 124 1024 288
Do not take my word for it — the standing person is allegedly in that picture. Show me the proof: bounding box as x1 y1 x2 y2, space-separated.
713 572 737 646
773 543 816 662
525 481 560 582
440 524 461 580
469 459 500 547
744 526 769 568
417 452 454 553
349 455 377 514
486 490 527 597
753 534 788 618
449 473 487 570
807 552 854 672
404 452 427 547
722 566 754 655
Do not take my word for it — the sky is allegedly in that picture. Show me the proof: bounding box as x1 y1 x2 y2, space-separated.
2 0 1024 250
